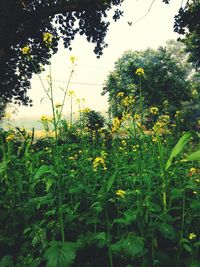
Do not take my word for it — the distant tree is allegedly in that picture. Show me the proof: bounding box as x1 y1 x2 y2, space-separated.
85 110 105 131
1 0 199 115
102 41 192 118
0 0 123 108
174 1 200 68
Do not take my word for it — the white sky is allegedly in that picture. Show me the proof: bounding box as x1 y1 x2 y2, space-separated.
14 0 185 119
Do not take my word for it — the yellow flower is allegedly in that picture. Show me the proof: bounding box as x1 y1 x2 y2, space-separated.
68 90 75 97
112 117 121 133
175 111 181 118
70 56 76 64
93 156 107 171
189 167 197 175
22 46 30 55
117 92 124 97
188 232 196 240
116 189 126 198
6 134 14 142
122 96 135 107
82 107 91 113
55 103 62 108
40 115 51 123
134 113 140 120
152 136 158 143
43 32 53 46
121 140 127 146
150 107 159 115
135 68 145 76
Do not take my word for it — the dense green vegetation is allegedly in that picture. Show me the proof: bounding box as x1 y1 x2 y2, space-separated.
1 1 200 266
1 56 200 266
1 104 200 266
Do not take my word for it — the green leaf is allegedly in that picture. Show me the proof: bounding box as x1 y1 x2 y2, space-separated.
114 209 137 226
187 150 200 161
95 232 108 248
158 223 176 240
190 199 200 212
44 241 79 267
34 165 56 180
183 243 192 253
170 188 184 200
30 258 41 267
165 132 192 170
111 234 145 258
106 171 117 194
0 255 13 267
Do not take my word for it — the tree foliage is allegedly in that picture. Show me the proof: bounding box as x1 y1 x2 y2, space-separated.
0 0 123 106
1 0 200 111
84 110 105 131
102 41 193 118
174 1 200 68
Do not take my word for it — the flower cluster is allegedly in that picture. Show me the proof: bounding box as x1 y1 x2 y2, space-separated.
43 32 53 46
40 115 52 123
117 92 125 97
188 232 196 240
93 156 107 171
112 117 122 133
22 46 31 55
150 106 159 115
135 67 145 76
152 114 171 134
6 134 15 142
116 189 126 198
122 96 135 107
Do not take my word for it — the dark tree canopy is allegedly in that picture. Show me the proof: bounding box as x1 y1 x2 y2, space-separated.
0 0 124 106
174 1 200 68
0 0 198 110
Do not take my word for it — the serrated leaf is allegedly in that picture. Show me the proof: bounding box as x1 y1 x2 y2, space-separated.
165 132 192 170
44 241 78 267
114 209 137 226
111 234 144 258
158 223 176 240
187 150 200 161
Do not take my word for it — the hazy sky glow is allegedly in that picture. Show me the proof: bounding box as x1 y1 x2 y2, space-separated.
15 0 185 119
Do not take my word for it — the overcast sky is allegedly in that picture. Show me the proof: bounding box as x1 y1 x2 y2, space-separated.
15 0 185 119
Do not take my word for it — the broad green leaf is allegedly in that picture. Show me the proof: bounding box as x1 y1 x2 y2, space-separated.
158 223 176 240
165 132 192 170
187 150 200 161
183 243 192 253
95 232 108 248
30 258 41 267
0 255 13 267
34 165 56 180
44 241 78 267
111 234 145 258
170 188 184 200
114 209 137 226
190 199 200 212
